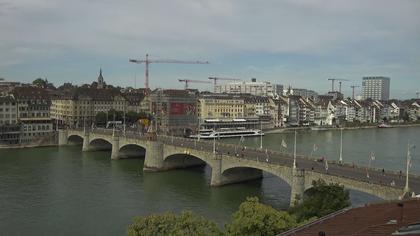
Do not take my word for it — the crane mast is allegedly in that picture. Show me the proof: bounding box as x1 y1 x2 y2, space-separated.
328 78 349 92
129 54 209 90
350 85 360 99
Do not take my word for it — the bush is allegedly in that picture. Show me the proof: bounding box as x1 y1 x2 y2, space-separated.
225 197 296 236
127 211 223 236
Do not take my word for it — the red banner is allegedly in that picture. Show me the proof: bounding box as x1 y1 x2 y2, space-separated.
170 102 196 115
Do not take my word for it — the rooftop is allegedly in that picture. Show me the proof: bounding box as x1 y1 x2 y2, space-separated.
280 199 420 236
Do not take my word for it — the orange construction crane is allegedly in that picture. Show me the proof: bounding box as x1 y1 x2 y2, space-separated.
350 85 360 99
208 77 241 92
328 78 349 92
129 54 209 89
178 79 211 90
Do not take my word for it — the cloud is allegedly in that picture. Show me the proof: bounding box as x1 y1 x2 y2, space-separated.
0 0 419 98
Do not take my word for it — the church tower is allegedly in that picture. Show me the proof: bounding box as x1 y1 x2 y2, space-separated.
97 68 105 89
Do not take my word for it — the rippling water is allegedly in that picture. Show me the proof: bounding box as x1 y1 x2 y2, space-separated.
0 127 418 235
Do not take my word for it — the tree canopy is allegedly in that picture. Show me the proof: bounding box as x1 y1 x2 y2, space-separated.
290 179 350 222
127 211 223 236
225 197 296 236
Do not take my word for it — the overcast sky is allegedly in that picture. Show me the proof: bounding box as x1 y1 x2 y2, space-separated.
1 0 419 98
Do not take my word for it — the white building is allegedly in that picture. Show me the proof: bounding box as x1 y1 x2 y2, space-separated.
215 78 283 98
362 76 390 100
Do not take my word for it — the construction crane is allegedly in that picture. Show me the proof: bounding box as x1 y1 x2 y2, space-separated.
178 79 211 90
208 77 241 93
416 91 419 99
129 54 209 90
350 85 360 99
327 78 349 92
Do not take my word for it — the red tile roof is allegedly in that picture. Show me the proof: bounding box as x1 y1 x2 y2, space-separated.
280 199 420 236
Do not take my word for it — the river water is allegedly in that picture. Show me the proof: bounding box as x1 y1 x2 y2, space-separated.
0 127 419 235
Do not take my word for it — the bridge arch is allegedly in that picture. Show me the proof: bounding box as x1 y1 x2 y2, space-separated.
163 152 208 170
89 137 112 150
119 144 146 159
221 162 293 187
67 134 84 144
304 173 403 201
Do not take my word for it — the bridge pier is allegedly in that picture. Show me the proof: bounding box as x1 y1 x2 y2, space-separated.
58 130 68 146
111 136 120 160
82 133 91 152
290 168 305 207
210 159 223 186
143 141 164 171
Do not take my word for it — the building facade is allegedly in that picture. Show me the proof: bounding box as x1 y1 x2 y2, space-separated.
362 76 390 100
215 78 283 98
149 89 198 135
51 88 128 128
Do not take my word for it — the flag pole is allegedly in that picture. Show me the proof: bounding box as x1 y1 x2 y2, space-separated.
339 128 343 164
404 142 411 194
260 120 263 149
293 130 297 169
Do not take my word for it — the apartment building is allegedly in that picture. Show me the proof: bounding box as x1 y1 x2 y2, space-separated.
10 87 54 144
51 88 128 128
362 76 390 100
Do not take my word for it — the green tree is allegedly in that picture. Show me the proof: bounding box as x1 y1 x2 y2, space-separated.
127 211 222 236
33 78 47 88
95 111 107 126
290 179 350 222
225 197 296 236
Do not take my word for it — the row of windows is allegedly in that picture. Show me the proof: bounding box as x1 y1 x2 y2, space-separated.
0 108 16 112
0 120 17 125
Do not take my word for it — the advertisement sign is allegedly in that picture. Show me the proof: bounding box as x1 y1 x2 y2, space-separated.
170 102 196 115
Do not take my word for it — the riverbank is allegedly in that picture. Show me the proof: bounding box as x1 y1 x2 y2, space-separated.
265 123 420 134
0 134 57 149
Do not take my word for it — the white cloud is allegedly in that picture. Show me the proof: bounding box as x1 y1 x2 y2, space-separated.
0 0 419 98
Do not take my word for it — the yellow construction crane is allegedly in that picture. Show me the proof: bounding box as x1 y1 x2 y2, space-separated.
129 54 209 89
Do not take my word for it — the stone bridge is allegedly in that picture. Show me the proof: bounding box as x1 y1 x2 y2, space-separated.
59 129 416 206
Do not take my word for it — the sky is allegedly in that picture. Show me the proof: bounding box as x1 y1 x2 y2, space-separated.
0 0 419 99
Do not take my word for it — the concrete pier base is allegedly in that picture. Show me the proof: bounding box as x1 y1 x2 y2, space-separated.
111 136 120 160
290 168 305 207
58 130 68 146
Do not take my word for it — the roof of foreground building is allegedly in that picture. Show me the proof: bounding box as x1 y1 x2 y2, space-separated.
279 199 420 236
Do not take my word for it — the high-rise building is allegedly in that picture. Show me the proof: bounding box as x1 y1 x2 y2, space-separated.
362 76 390 100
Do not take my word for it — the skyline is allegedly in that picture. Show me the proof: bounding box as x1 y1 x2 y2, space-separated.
1 0 419 99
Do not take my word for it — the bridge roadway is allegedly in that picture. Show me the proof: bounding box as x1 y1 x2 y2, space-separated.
61 129 420 205
157 134 420 196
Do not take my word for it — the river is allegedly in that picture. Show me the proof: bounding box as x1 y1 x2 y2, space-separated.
0 127 419 235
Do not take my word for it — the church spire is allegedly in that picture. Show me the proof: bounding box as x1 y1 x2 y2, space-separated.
97 68 105 89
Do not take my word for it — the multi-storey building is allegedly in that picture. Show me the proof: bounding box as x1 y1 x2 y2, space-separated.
149 89 198 135
362 76 390 100
215 78 283 98
0 95 18 125
0 96 20 144
51 88 128 128
10 87 54 144
198 94 245 120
